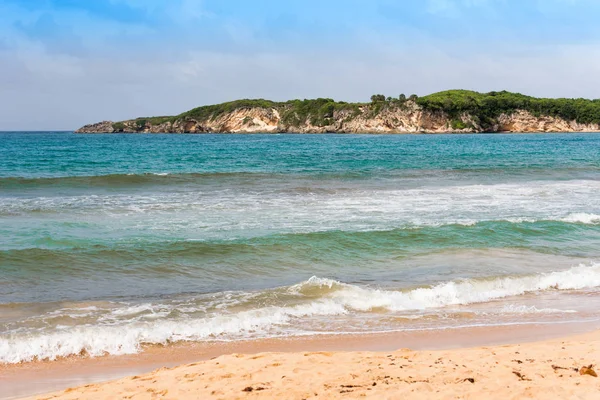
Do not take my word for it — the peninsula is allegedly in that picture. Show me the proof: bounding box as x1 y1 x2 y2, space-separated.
76 90 600 134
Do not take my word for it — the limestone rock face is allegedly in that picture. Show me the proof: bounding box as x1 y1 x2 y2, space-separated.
215 108 281 133
496 111 600 133
75 121 115 133
75 102 600 134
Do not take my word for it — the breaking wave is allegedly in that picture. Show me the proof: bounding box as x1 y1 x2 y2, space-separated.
2 263 599 364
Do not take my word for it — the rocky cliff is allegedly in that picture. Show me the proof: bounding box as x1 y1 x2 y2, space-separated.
76 92 600 134
494 111 600 133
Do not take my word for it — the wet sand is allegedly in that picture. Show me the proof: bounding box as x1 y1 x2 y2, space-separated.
3 320 600 399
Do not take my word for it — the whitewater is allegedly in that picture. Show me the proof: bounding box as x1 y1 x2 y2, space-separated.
1 132 600 364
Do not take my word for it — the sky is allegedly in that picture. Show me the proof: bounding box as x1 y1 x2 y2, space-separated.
1 0 600 130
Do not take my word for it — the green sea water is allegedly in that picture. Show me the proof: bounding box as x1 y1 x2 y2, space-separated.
1 132 600 363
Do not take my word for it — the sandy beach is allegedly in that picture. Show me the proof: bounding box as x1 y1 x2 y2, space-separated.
12 327 599 400
3 134 600 400
4 0 600 396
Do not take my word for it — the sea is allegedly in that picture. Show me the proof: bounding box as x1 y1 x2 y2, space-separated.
1 131 600 364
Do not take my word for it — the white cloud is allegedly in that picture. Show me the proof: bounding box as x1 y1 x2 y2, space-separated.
2 0 600 130
3 38 600 130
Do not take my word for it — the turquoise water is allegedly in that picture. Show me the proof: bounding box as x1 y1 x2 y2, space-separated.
1 132 600 363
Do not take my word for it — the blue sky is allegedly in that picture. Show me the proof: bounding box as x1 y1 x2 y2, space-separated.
1 0 600 129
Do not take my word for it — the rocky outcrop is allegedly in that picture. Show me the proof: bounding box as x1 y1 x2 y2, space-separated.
495 110 600 133
75 102 600 134
76 121 115 133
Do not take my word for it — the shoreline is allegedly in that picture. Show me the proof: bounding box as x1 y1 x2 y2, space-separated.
74 91 600 135
3 320 600 400
73 130 600 134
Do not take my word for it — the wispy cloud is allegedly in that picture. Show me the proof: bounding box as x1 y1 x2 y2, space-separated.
0 0 599 130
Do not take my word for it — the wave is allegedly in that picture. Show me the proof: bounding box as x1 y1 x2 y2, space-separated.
0 172 268 190
0 171 399 190
2 263 599 363
407 214 600 227
292 264 600 311
0 220 595 273
2 180 599 241
1 167 599 191
1 220 597 280
560 213 600 224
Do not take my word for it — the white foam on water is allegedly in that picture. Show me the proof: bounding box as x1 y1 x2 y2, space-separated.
296 263 600 312
2 263 600 364
0 300 347 363
2 180 599 239
561 213 600 224
498 305 577 314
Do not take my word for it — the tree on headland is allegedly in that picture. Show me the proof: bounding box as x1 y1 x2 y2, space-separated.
399 94 407 102
409 94 419 101
370 94 386 103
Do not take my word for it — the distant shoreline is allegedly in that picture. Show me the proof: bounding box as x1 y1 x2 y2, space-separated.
73 130 600 135
76 90 600 134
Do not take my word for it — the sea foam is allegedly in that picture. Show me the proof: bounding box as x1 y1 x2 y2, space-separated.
295 263 600 311
561 213 600 224
1 263 599 364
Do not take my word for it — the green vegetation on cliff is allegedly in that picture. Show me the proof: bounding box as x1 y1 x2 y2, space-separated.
417 90 600 128
89 90 600 133
180 99 278 121
177 98 364 127
171 91 600 129
280 98 363 127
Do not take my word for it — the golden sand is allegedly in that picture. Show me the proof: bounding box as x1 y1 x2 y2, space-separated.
21 329 600 400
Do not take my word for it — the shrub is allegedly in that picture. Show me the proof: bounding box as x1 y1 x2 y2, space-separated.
417 90 600 129
451 119 468 130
